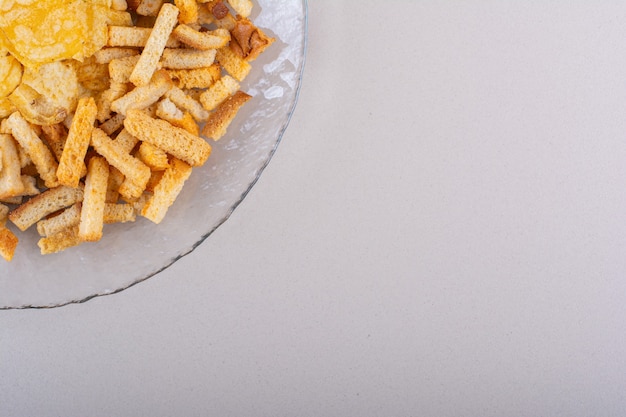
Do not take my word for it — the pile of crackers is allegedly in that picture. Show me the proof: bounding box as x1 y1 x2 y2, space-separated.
0 0 274 260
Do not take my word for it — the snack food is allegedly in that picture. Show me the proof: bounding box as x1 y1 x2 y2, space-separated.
0 0 274 260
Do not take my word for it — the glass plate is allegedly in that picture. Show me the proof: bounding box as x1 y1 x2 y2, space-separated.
0 0 308 309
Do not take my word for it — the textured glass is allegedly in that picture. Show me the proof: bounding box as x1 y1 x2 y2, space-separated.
0 0 308 309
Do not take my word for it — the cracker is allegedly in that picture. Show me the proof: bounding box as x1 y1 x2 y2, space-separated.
166 64 221 89
173 25 231 50
0 134 24 199
226 0 253 18
90 128 151 194
216 46 251 81
202 90 251 140
124 109 211 166
165 86 209 121
38 225 82 255
9 185 84 232
141 156 192 223
79 156 109 242
129 3 179 86
112 69 173 115
57 97 97 187
5 112 58 188
36 203 81 237
161 48 217 70
199 75 239 111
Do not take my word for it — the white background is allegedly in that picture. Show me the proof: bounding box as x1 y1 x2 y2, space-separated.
3 1 626 416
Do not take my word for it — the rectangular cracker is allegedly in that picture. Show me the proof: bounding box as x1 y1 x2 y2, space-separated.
166 64 221 89
199 74 239 111
5 112 59 188
90 128 151 193
165 86 209 121
141 157 192 223
136 0 165 16
216 46 251 82
108 26 181 49
112 70 173 116
174 0 199 24
95 47 139 64
9 185 84 232
129 3 179 86
0 134 24 199
103 203 137 223
38 225 82 255
202 90 251 140
79 156 109 242
226 0 253 17
173 25 230 50
57 97 97 187
124 109 211 167
161 48 217 70
137 142 169 171
36 203 81 237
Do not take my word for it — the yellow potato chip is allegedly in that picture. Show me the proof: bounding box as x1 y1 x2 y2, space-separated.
0 0 111 68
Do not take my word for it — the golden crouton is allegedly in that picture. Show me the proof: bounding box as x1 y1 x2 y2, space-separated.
79 156 109 242
124 109 211 166
129 3 180 86
141 157 192 223
202 90 251 140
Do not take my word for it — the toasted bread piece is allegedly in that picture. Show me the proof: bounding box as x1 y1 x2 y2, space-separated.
216 45 251 81
196 2 216 25
114 128 140 153
161 48 217 70
136 0 165 16
95 47 139 65
166 64 221 90
199 74 239 111
137 142 169 171
40 123 68 163
0 219 18 261
19 175 40 197
124 109 211 166
130 3 180 86
0 203 18 261
99 113 126 137
79 156 109 242
165 86 209 121
90 128 151 193
112 70 173 115
174 0 199 24
111 0 128 11
103 203 137 223
57 97 97 188
9 185 84 232
230 16 275 61
108 26 181 49
109 55 141 84
5 112 58 188
38 225 82 255
226 0 253 17
0 134 24 199
173 25 230 50
98 81 129 122
36 203 81 237
141 156 192 223
106 166 125 203
202 90 251 140
156 98 200 135
107 10 134 26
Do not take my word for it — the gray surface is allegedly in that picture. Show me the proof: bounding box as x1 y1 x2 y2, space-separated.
3 1 626 416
